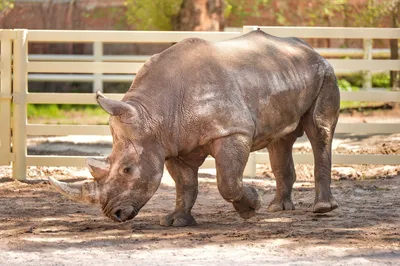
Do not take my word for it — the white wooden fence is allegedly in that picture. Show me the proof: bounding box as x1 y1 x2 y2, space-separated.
27 33 398 92
1 27 400 180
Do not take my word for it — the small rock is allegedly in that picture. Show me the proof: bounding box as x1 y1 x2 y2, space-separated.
25 226 35 234
334 167 357 177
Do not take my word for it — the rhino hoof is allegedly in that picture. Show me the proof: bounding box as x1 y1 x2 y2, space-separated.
233 186 261 220
313 199 338 213
268 198 295 212
160 212 197 227
238 209 257 220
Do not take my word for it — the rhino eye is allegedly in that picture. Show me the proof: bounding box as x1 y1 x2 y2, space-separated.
123 167 133 174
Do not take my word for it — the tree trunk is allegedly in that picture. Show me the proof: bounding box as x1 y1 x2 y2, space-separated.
66 0 75 54
172 0 225 31
390 1 400 90
343 3 349 47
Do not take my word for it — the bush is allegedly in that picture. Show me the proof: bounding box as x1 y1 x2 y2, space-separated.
338 79 359 92
342 72 364 88
337 72 391 90
338 79 352 91
372 73 390 88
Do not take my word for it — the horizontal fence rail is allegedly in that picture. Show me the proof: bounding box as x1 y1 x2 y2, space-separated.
1 27 399 180
29 49 399 62
26 91 400 104
243 26 400 39
28 74 135 83
26 30 241 43
27 59 400 74
28 62 144 73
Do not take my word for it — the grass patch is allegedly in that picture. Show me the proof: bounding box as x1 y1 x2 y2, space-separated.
340 101 385 110
28 104 109 125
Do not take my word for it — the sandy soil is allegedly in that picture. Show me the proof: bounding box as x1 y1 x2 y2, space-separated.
0 166 399 265
0 109 399 265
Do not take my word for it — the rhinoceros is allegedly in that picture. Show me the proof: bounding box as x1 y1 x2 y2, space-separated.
49 29 340 226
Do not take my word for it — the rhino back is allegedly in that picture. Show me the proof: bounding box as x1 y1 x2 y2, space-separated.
125 31 329 155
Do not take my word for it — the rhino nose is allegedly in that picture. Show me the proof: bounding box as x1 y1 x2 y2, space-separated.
111 206 136 222
112 209 123 222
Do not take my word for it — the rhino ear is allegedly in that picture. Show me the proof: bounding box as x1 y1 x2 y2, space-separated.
86 157 110 180
96 91 134 116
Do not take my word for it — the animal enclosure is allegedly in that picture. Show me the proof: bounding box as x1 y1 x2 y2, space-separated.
0 26 399 180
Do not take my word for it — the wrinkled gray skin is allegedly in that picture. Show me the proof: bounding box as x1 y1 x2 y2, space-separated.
50 30 340 226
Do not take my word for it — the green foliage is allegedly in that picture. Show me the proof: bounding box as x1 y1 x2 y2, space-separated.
276 9 286 25
278 0 395 27
337 79 354 91
340 72 391 89
125 0 272 30
123 0 399 30
125 0 183 30
351 0 393 27
225 0 270 26
343 72 364 88
0 0 13 11
307 0 347 26
338 78 361 94
372 73 391 88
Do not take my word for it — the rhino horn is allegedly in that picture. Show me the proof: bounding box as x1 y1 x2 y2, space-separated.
96 91 134 116
48 177 98 204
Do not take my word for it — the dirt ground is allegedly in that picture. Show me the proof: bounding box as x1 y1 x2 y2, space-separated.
0 109 399 265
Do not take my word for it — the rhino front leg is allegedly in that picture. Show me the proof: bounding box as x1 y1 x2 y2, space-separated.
211 135 261 219
161 156 205 227
267 133 298 212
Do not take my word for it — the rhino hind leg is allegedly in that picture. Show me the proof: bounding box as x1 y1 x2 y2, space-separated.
211 135 261 220
301 70 340 213
267 130 299 212
160 156 205 227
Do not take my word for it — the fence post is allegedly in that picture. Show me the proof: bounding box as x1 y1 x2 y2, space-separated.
0 30 13 166
362 38 373 90
12 29 28 180
93 41 103 93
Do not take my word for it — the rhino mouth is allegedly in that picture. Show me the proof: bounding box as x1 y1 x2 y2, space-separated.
103 204 139 222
